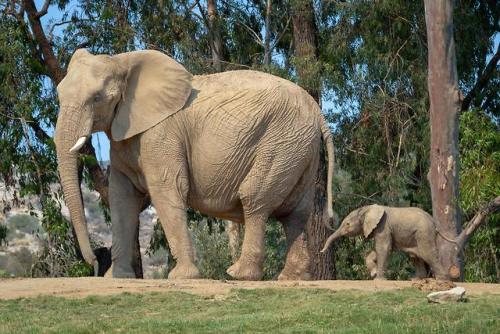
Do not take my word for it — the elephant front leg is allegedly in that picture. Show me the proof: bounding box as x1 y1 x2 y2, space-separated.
374 236 392 280
110 168 146 278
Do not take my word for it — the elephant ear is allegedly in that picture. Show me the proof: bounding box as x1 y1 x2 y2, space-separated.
362 205 385 238
111 50 192 141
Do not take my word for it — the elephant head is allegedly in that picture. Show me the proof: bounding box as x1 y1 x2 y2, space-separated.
320 205 385 252
54 49 192 267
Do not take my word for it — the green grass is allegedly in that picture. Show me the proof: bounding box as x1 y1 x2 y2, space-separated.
0 288 498 333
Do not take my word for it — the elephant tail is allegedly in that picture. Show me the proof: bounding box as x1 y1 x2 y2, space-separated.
319 114 335 226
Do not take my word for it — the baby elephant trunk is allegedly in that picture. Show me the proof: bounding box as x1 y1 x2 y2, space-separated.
320 228 344 253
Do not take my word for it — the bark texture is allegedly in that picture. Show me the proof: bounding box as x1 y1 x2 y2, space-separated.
263 0 272 66
207 0 223 72
291 0 335 279
424 0 462 280
291 0 321 102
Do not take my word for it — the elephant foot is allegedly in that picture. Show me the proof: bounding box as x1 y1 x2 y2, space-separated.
277 269 311 281
112 269 136 279
168 263 201 279
227 259 263 281
374 276 387 281
104 264 113 278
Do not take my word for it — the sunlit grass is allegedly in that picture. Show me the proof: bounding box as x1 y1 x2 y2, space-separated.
0 288 498 333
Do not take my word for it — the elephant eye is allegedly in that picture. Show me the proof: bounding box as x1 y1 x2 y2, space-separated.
92 93 102 103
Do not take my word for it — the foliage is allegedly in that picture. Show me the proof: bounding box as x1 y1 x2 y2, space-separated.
459 111 500 282
66 261 94 277
190 221 233 279
0 289 499 333
31 197 94 277
262 220 287 280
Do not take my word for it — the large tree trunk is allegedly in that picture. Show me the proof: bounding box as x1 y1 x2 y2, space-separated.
424 0 462 280
263 0 272 66
291 0 335 279
207 0 223 72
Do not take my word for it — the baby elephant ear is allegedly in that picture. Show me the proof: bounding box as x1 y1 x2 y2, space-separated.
362 205 385 238
111 50 192 141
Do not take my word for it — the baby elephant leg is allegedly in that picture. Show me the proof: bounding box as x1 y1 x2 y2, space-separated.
374 237 391 280
365 250 378 279
411 256 428 279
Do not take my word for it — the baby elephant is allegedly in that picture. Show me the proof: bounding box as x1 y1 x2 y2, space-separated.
321 204 447 280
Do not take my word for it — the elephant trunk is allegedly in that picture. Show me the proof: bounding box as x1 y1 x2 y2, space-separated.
54 106 96 266
320 228 344 253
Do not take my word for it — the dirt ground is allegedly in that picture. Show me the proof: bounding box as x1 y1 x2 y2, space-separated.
1 278 499 300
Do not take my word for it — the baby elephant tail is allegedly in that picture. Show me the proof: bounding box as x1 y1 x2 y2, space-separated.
319 115 335 227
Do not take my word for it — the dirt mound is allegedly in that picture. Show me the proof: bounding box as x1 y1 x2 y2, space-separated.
412 278 456 292
0 278 498 300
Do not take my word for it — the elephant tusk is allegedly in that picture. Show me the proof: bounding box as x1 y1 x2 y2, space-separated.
69 136 88 153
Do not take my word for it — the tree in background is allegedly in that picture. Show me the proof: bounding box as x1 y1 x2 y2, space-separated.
290 0 335 279
424 0 500 281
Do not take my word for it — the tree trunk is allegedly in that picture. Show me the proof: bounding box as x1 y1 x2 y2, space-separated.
263 0 272 66
424 0 462 280
291 0 321 102
207 0 223 72
291 0 335 279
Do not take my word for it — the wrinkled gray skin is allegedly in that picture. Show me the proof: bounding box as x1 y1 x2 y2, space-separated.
54 49 334 281
321 205 448 280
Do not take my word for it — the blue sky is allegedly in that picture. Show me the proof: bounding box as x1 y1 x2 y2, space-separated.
37 0 499 162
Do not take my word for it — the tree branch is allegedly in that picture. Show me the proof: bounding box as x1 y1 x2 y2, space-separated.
34 0 50 18
457 196 500 250
461 43 500 112
28 121 51 142
23 0 65 83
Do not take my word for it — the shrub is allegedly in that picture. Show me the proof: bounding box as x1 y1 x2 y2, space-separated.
190 221 233 279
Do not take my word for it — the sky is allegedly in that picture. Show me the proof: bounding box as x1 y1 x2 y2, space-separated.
37 0 500 163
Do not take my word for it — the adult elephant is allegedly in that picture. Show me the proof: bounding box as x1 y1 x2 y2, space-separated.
54 49 334 280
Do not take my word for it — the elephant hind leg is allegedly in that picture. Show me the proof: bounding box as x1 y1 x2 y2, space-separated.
229 150 308 280
277 198 313 281
365 251 378 279
226 211 267 280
